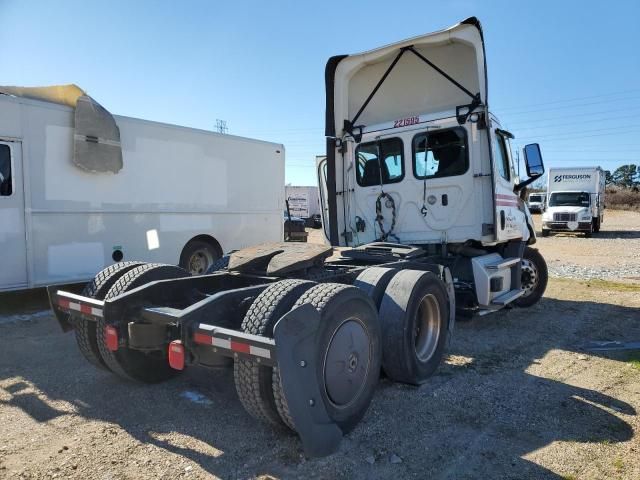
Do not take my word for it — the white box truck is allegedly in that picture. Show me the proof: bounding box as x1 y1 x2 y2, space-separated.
0 85 284 291
542 167 605 237
285 185 321 227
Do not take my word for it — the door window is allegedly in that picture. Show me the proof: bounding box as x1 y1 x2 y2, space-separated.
355 138 404 187
0 144 12 196
493 132 510 181
412 127 468 179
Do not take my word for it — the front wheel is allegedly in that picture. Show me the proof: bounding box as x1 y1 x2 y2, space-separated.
514 247 548 308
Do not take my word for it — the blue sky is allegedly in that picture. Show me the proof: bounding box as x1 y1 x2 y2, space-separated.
1 0 639 185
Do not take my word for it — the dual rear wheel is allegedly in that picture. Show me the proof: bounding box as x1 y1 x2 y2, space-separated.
234 267 450 434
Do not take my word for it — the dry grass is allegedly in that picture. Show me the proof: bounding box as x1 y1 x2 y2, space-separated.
606 188 640 211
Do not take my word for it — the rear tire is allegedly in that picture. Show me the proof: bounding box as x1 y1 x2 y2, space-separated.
541 229 550 237
73 262 144 371
234 280 315 428
97 263 190 383
273 283 382 433
353 267 397 309
379 270 449 385
514 247 548 308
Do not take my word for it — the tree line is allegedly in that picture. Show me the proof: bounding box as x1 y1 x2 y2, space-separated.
604 164 640 188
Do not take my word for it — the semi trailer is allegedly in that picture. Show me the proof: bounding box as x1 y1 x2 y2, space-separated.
0 86 284 291
542 167 605 237
49 17 548 457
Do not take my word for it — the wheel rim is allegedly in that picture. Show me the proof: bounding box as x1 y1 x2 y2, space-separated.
323 318 371 408
520 258 539 298
414 294 441 363
188 249 214 275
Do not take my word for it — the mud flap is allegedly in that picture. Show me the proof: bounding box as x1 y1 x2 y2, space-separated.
273 303 343 458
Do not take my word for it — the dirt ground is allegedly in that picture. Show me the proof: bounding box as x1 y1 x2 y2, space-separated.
1 211 639 480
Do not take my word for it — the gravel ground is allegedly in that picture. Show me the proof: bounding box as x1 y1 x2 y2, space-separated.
532 210 640 282
0 210 639 479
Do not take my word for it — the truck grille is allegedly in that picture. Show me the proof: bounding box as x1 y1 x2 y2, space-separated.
553 213 577 222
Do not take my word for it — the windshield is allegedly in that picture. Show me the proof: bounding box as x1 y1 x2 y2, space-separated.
529 195 543 203
549 192 590 207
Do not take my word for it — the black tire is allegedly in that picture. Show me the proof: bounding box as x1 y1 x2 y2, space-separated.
379 270 449 385
73 262 144 371
513 247 548 308
593 218 601 233
179 240 221 275
584 230 592 238
353 267 397 309
205 255 230 274
541 229 550 237
273 283 382 433
234 280 315 428
97 263 190 383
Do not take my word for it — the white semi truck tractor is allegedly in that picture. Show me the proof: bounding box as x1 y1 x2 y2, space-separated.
49 17 548 457
542 167 605 237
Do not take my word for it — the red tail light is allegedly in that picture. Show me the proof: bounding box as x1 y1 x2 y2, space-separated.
105 326 119 351
168 340 185 370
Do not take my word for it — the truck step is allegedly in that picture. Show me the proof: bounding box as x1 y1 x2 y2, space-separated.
485 257 520 270
490 288 524 306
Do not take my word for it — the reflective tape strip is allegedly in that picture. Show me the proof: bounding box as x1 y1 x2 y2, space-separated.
249 345 271 359
212 337 231 350
193 332 271 359
58 298 103 317
193 333 213 345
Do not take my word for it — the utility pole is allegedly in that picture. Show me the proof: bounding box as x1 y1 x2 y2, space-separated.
215 119 228 134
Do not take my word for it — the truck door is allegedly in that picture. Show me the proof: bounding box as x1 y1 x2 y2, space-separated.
316 156 331 242
491 130 525 242
0 141 28 289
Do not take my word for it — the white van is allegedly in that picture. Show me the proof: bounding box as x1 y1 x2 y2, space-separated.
0 86 284 291
527 192 546 213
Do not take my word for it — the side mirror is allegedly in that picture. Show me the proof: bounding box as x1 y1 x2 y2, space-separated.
523 143 544 177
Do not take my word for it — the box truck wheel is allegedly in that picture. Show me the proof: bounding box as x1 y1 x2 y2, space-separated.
273 284 382 433
514 247 548 308
541 229 550 237
353 267 397 309
593 218 601 233
378 270 449 385
234 279 315 428
180 239 221 275
74 261 144 371
97 263 190 383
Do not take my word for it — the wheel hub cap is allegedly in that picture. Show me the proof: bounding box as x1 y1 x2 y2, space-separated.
323 319 370 407
521 259 538 298
414 294 441 363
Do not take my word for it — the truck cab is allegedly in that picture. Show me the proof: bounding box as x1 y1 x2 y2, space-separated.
318 17 546 315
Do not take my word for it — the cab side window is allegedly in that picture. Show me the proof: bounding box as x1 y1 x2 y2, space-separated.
493 132 510 181
355 138 404 187
0 145 12 196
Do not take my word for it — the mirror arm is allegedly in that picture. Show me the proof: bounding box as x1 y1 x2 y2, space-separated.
514 174 541 192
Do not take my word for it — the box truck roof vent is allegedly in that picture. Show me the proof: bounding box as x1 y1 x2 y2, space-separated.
0 84 123 174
